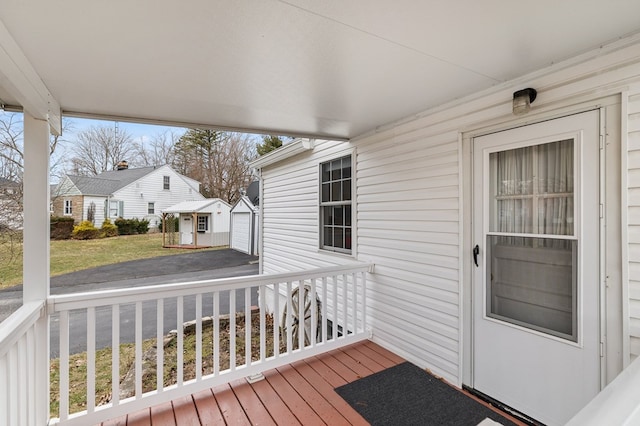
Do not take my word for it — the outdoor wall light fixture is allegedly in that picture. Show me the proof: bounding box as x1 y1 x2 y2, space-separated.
512 88 537 115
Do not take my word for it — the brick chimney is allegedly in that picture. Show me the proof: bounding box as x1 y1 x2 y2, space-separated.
116 160 129 171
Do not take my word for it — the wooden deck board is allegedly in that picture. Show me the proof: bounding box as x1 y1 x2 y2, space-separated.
150 401 176 425
249 374 303 425
276 363 351 426
211 383 251 425
171 395 200 426
98 340 526 426
192 389 225 425
263 368 325 426
229 378 277 426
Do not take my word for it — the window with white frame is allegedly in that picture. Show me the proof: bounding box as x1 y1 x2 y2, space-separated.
148 202 155 214
320 155 352 253
197 215 209 232
109 200 122 218
163 175 170 190
64 199 72 216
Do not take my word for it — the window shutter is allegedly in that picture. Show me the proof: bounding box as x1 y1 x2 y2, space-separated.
118 201 124 217
104 200 108 218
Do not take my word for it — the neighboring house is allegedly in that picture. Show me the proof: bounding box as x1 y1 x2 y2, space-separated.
251 39 640 425
163 199 231 247
52 162 204 228
0 177 22 229
230 186 259 255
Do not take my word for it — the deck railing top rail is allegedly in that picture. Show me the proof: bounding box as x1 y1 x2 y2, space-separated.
49 262 373 312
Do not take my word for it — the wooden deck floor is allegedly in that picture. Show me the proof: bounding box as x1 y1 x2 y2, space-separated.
98 341 525 426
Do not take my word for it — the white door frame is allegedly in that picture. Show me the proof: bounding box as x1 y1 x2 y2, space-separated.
460 108 612 423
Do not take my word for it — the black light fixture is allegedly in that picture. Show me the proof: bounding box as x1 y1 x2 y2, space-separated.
512 88 537 115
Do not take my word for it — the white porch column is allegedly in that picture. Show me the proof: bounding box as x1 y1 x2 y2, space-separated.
23 112 51 424
23 112 50 302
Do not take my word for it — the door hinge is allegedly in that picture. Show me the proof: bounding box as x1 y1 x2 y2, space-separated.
600 204 604 219
600 341 604 358
599 134 604 150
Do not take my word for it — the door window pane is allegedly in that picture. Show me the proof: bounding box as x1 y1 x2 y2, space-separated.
490 139 573 236
486 236 577 341
487 138 577 341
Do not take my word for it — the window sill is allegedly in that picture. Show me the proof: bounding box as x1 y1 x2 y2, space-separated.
317 248 356 259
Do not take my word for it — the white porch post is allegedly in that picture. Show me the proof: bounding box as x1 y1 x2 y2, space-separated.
23 112 50 301
23 112 51 423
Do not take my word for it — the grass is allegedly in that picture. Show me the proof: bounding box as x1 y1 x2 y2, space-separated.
0 233 221 289
50 312 284 418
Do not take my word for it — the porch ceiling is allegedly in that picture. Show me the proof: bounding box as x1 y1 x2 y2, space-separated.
1 1 640 139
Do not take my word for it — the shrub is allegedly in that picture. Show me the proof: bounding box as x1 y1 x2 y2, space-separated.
100 218 118 238
50 216 75 240
114 218 150 235
135 218 150 234
114 218 135 235
71 220 101 240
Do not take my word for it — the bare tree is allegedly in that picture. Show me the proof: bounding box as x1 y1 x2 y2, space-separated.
133 129 180 167
0 112 71 228
171 130 257 204
69 125 134 175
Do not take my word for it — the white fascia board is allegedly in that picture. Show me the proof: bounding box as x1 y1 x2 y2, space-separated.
250 138 317 169
0 19 62 135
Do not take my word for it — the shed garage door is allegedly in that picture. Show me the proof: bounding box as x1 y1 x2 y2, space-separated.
231 212 251 254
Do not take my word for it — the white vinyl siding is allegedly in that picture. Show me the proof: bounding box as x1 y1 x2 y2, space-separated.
262 141 356 275
84 196 106 225
625 90 640 362
261 133 460 383
356 127 460 383
111 165 204 222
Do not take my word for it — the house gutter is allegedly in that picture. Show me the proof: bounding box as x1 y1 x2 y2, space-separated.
250 138 316 169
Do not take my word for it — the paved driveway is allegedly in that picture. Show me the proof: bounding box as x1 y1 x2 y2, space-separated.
0 248 259 323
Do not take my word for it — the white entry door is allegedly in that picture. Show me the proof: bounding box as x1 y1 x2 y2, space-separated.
180 215 193 245
472 110 601 425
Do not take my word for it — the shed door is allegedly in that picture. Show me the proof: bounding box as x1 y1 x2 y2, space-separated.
180 215 193 245
472 110 601 425
231 212 251 254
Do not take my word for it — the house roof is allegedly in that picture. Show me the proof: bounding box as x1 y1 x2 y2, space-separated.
164 199 230 214
232 195 259 214
66 166 158 196
2 3 640 140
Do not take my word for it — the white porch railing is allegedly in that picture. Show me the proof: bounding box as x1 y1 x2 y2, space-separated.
566 355 640 425
0 301 48 426
46 263 371 426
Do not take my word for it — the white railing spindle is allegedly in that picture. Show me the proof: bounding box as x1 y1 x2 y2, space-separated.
229 290 236 370
59 310 69 421
245 287 251 367
213 291 220 376
196 293 202 381
111 305 120 407
156 299 164 392
273 282 280 358
87 307 96 413
310 278 317 347
321 277 328 342
259 285 266 362
135 302 142 398
177 296 184 386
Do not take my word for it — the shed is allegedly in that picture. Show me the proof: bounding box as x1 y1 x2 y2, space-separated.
230 195 259 255
162 199 231 248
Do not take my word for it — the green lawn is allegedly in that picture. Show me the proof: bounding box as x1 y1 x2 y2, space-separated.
0 233 221 289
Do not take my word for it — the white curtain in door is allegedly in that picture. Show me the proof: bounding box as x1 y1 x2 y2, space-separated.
493 139 573 244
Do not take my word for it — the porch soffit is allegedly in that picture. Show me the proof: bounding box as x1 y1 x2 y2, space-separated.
1 1 640 139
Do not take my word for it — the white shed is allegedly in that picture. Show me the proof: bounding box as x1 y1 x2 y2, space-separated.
163 199 231 248
230 195 259 255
